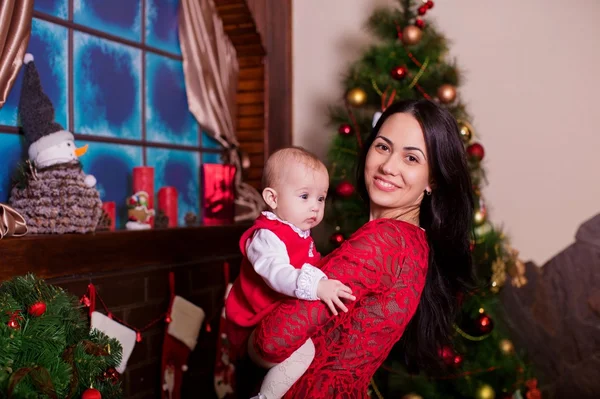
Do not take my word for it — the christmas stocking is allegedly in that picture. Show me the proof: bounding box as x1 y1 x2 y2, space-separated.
161 293 205 399
91 311 137 373
214 262 237 399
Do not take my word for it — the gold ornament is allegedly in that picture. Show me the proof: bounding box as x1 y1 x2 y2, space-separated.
506 248 528 288
499 338 515 355
402 394 424 399
473 209 486 226
346 88 367 107
457 120 474 143
474 221 493 243
241 151 251 170
475 384 496 399
490 258 507 293
437 84 457 104
402 25 423 46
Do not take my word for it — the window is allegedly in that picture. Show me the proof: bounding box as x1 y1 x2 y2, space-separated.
0 0 223 227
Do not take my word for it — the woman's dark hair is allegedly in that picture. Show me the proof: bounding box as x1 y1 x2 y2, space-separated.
356 99 475 371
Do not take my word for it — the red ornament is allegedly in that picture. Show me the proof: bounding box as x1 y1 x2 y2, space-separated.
467 142 485 161
107 367 120 385
335 181 355 197
136 331 142 343
390 65 408 80
7 319 20 329
330 233 345 245
418 5 428 15
426 1 435 9
415 18 425 29
338 124 352 136
438 345 455 366
80 295 91 307
82 388 102 399
28 301 47 317
165 315 172 323
452 354 464 368
475 313 494 334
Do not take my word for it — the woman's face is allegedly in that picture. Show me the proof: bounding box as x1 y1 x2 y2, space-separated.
364 112 431 218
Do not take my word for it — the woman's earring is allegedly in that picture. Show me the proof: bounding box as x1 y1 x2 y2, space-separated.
425 189 432 196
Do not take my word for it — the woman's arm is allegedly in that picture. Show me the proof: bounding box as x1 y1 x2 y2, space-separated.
252 220 416 363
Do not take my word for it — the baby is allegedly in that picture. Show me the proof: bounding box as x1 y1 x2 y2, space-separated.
225 147 355 399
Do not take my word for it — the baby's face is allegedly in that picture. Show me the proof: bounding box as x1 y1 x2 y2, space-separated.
273 163 329 231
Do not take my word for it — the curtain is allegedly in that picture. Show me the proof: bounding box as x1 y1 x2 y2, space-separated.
179 0 263 222
0 0 34 109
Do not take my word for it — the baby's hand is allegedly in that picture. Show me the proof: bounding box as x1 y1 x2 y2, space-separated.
316 279 356 315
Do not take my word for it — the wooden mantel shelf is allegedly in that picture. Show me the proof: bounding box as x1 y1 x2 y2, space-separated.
0 223 250 282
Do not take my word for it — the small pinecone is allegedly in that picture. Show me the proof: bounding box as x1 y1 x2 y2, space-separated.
155 210 169 229
95 208 112 232
184 212 198 227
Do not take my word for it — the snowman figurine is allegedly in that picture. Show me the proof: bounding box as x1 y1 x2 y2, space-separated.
21 53 97 187
8 53 102 234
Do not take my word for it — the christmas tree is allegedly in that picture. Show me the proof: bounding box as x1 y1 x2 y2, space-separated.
323 1 539 398
0 274 123 398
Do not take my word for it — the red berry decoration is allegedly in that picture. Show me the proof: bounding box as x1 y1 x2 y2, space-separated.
7 319 20 329
28 301 47 317
390 65 408 80
475 313 494 334
467 142 485 161
80 295 91 307
330 233 345 246
426 1 435 9
438 345 455 365
415 18 425 29
82 388 102 399
338 124 352 136
335 181 355 197
418 5 427 15
452 354 464 368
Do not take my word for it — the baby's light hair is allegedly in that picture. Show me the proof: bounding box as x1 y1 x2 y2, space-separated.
262 147 326 189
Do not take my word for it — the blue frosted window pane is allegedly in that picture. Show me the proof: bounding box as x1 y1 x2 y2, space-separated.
80 141 143 228
145 0 181 55
0 134 26 203
0 19 68 129
146 54 198 146
146 147 199 226
74 32 142 139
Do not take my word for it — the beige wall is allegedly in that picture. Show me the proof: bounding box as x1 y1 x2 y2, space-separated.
292 0 600 265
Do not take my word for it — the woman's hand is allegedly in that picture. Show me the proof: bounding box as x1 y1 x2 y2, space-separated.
316 279 356 315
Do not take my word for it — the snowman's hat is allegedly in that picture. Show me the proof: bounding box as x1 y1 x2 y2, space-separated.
19 53 74 162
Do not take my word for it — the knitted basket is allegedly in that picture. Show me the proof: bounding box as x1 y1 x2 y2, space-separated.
9 163 102 234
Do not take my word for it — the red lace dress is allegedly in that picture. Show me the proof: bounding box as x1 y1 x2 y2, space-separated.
252 218 429 398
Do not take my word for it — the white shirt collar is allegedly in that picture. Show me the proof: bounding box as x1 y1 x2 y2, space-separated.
262 211 310 239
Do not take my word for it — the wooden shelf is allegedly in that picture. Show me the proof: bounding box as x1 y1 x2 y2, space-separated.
0 223 250 282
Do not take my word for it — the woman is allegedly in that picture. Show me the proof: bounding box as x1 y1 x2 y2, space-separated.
247 99 474 398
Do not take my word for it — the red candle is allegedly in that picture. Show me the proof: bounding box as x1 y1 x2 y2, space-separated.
102 201 116 231
132 166 154 226
158 186 178 227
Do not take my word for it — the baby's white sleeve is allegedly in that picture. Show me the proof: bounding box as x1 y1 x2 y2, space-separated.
246 229 326 300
